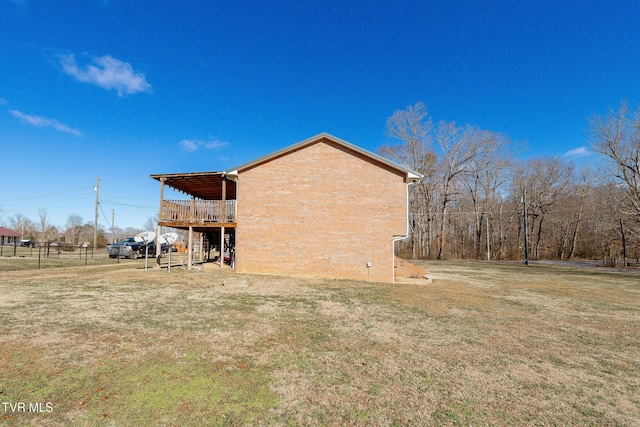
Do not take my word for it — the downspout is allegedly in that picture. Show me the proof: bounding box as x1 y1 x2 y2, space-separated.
392 173 420 283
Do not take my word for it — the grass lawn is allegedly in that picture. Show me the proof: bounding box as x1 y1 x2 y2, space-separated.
0 261 638 426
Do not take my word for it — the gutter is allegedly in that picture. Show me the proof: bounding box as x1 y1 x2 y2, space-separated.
392 174 421 283
224 170 239 181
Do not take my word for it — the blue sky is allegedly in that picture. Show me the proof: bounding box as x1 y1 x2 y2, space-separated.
1 0 639 230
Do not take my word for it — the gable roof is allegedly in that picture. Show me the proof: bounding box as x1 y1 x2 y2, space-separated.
150 133 423 198
227 132 423 181
0 227 21 237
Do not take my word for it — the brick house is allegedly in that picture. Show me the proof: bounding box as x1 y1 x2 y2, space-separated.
151 133 421 282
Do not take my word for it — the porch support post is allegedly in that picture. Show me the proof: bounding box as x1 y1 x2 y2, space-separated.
220 226 225 268
220 177 227 269
199 232 204 263
155 177 165 266
221 178 227 223
188 226 193 270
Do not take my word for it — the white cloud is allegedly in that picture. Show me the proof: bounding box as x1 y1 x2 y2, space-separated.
10 110 83 136
0 97 7 106
563 146 591 158
179 139 199 152
203 140 227 150
179 138 228 152
58 53 152 96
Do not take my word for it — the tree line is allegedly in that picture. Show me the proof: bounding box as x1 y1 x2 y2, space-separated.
1 210 159 248
382 102 640 263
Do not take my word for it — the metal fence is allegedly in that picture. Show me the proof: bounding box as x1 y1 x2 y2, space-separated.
0 242 110 269
0 242 194 271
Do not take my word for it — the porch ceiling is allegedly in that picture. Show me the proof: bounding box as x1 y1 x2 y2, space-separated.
150 172 237 200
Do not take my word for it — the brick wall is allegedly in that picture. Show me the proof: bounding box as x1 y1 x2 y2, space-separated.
235 138 408 282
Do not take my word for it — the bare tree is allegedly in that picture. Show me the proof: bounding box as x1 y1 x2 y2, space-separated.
563 166 594 259
382 104 513 260
143 214 159 233
111 226 124 243
461 130 514 259
381 102 437 258
434 122 483 259
124 226 142 236
65 214 84 245
590 103 640 222
8 213 35 239
512 158 573 259
379 101 639 262
37 208 58 244
382 102 434 169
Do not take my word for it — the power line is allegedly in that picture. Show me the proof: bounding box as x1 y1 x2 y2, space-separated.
3 187 92 202
101 200 157 212
3 196 91 209
98 202 111 229
101 194 157 202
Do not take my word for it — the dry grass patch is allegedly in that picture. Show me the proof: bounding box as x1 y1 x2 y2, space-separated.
0 250 121 271
0 262 638 426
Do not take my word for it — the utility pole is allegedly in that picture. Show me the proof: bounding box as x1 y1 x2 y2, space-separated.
522 187 529 266
94 177 100 251
111 209 115 244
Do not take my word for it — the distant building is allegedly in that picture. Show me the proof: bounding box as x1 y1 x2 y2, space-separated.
0 227 21 246
151 133 422 282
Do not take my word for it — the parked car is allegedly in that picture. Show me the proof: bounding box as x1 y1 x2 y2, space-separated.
107 237 167 259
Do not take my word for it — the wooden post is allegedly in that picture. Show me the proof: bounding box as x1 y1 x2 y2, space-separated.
156 177 165 266
188 226 193 270
220 226 225 268
220 177 227 268
221 178 227 223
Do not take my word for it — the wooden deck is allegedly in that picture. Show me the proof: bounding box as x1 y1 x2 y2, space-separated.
159 199 236 228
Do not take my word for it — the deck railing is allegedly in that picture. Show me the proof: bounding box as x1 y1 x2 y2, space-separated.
160 199 236 224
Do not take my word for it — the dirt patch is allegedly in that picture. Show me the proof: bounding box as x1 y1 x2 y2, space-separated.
395 256 427 279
